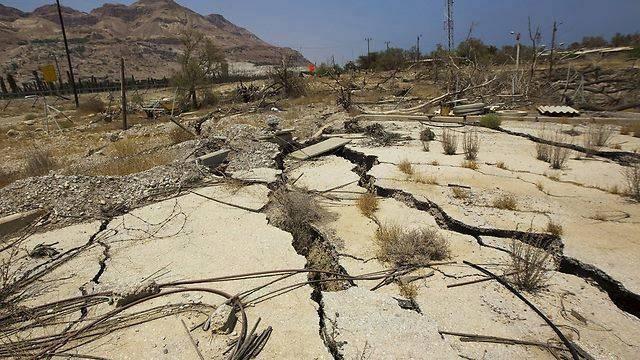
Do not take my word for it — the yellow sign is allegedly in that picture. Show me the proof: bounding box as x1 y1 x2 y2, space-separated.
41 64 57 83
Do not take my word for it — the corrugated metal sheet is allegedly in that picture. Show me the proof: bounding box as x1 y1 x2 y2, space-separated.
537 105 580 117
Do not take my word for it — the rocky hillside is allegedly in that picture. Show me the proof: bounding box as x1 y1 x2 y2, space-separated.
0 0 308 81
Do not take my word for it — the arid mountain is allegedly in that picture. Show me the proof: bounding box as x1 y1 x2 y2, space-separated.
0 0 308 82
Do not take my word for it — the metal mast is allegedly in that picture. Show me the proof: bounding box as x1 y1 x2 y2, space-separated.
445 0 454 51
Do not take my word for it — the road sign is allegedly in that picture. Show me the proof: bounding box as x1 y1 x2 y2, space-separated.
41 64 57 83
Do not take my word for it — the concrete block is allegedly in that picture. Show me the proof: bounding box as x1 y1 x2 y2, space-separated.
197 149 230 168
0 209 46 238
289 137 351 160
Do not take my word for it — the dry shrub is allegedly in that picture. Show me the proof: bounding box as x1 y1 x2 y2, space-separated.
609 185 619 194
365 123 402 146
451 187 469 199
509 236 553 292
623 163 640 201
496 161 508 170
413 172 438 185
612 144 622 150
479 113 501 129
24 148 56 177
271 189 321 246
430 160 440 166
462 129 480 160
493 193 518 210
91 152 174 176
441 129 458 155
535 142 552 162
78 98 106 114
375 223 450 266
398 282 418 300
356 193 379 218
201 89 220 107
550 144 570 169
169 126 194 144
112 138 139 158
546 221 563 236
585 123 614 147
397 159 414 175
461 160 479 170
269 57 307 98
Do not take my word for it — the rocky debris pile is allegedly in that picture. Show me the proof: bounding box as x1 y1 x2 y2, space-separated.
218 124 281 172
0 162 205 226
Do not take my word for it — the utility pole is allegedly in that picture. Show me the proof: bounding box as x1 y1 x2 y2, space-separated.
549 20 558 76
365 37 372 57
416 35 423 61
120 58 127 130
384 41 391 51
56 0 79 108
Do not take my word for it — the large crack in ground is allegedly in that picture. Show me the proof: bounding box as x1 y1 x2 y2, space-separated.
335 145 640 319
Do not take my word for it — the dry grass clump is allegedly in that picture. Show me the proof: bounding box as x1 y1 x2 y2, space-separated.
78 98 106 114
356 193 379 218
90 152 174 176
509 236 553 292
397 159 414 175
365 123 402 146
375 223 450 266
441 129 458 155
546 221 563 236
585 123 614 147
271 189 322 246
536 181 545 191
451 187 469 199
24 113 37 120
430 160 440 166
620 123 640 137
461 160 479 170
462 129 480 160
398 282 418 300
549 143 570 169
169 126 194 144
413 172 438 185
24 148 56 177
536 128 570 169
623 163 640 201
112 138 139 158
492 193 518 210
496 161 508 170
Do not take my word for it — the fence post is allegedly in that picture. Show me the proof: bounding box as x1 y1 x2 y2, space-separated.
121 58 127 130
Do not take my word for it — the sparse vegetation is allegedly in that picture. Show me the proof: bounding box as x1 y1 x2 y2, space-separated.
271 189 322 246
492 193 518 210
397 159 414 175
462 129 480 160
496 161 508 170
169 126 194 144
398 282 418 300
365 123 402 146
546 221 563 236
375 223 450 266
112 138 139 158
24 148 56 177
356 193 379 218
585 123 615 147
430 160 440 166
90 153 174 176
536 181 544 191
78 98 106 114
451 187 469 199
479 113 501 129
24 113 37 121
509 236 553 292
269 56 307 98
441 129 458 155
549 143 570 169
623 163 640 201
461 160 479 170
413 172 438 185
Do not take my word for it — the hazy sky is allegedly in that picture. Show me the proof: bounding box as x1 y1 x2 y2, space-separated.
4 0 640 64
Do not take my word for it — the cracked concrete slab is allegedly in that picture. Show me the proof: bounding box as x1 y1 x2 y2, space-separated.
322 286 458 359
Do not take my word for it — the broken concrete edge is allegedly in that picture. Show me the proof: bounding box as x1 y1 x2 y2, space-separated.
336 144 640 320
0 209 47 238
288 138 352 161
195 149 231 168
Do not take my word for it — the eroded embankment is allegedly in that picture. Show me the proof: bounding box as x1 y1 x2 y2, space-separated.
336 145 640 319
